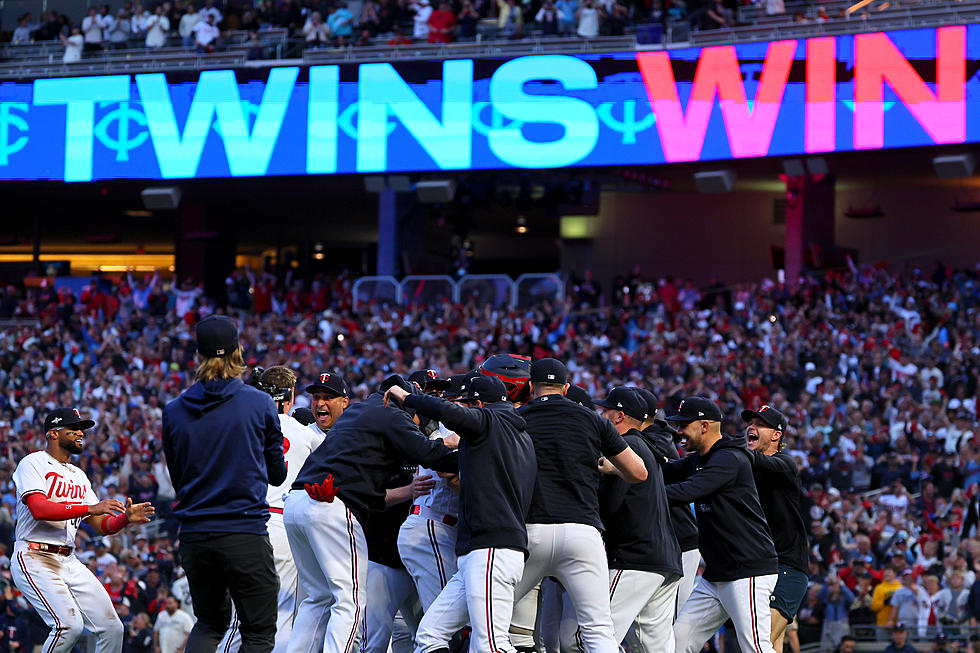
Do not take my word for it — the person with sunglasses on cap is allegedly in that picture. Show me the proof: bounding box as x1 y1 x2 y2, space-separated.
218 366 326 653
12 407 154 653
742 404 810 653
163 315 287 653
384 374 536 653
306 371 350 436
662 396 779 653
587 386 682 652
634 388 701 615
510 360 648 653
286 375 459 653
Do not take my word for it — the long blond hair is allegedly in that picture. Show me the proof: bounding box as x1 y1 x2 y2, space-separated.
195 346 246 382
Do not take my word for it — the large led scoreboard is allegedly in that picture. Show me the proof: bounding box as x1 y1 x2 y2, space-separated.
0 24 976 181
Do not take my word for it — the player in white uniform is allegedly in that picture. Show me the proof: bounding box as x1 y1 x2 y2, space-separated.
219 367 325 653
396 373 469 611
11 407 154 653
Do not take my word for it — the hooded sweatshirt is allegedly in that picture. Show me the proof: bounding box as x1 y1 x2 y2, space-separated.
163 377 286 535
600 431 682 578
639 420 700 552
664 434 777 582
404 394 536 556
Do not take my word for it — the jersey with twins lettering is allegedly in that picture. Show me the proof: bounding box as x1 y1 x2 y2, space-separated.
268 413 324 510
13 451 98 546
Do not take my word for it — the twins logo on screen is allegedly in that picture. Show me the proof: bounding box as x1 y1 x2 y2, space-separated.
2 24 974 181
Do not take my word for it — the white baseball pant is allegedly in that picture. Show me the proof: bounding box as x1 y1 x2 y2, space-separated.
218 515 299 653
675 549 701 618
514 523 618 653
414 547 525 653
360 561 422 653
396 512 458 610
284 490 367 653
673 574 777 653
610 570 678 653
11 543 124 653
510 581 540 649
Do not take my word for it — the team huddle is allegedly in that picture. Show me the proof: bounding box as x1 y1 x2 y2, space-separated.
10 315 811 653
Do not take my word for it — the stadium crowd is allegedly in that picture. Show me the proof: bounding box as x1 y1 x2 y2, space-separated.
0 260 979 651
6 0 645 58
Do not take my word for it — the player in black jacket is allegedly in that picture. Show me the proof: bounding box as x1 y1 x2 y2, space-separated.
387 375 537 653
635 387 702 613
285 379 458 653
742 405 809 653
663 397 779 653
594 387 682 652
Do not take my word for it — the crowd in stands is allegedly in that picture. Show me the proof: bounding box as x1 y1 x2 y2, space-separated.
1 260 980 650
1 0 843 60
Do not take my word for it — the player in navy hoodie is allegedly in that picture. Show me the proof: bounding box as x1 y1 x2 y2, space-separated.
163 316 287 653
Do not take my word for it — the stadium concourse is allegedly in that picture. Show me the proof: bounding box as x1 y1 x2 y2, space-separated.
0 262 977 651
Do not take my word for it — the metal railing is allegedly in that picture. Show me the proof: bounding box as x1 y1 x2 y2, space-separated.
351 273 563 309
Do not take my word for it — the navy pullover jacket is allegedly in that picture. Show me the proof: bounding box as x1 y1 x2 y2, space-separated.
163 377 287 535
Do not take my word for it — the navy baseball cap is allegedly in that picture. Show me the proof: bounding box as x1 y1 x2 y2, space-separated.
408 369 450 393
444 374 476 400
635 388 659 420
565 384 594 410
196 315 238 357
595 387 648 422
741 405 788 431
305 371 348 397
44 407 95 433
665 396 723 423
530 358 568 385
460 376 508 404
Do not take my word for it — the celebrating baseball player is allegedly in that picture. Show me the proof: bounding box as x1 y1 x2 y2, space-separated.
397 374 472 611
12 407 154 653
285 375 458 653
386 374 536 653
219 366 326 653
514 360 648 653
634 388 701 613
742 405 810 653
663 397 779 653
592 387 682 653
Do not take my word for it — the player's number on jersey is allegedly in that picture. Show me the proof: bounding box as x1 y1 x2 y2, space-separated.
282 437 290 469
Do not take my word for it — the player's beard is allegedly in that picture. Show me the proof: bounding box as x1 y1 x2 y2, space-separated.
62 437 84 455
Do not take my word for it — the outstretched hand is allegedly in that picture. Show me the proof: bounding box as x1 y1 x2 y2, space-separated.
125 497 155 524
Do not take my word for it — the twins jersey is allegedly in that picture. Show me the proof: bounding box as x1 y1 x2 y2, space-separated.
269 413 324 510
414 424 459 516
13 451 97 546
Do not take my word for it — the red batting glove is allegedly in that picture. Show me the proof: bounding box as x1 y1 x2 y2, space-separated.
304 475 336 502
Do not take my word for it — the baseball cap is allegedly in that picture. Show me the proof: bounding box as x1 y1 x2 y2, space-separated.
893 623 907 632
196 315 238 357
635 388 659 419
460 375 508 404
408 369 450 393
740 405 788 431
444 374 475 400
565 384 594 410
595 387 648 422
530 358 568 385
44 407 95 433
665 396 723 423
305 371 348 397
